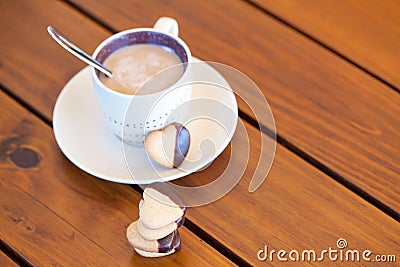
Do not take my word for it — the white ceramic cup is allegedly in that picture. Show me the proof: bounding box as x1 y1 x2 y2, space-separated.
91 17 192 146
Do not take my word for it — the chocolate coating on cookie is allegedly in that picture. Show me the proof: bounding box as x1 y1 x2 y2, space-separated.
144 123 190 168
173 123 190 168
127 221 180 253
158 230 180 253
176 215 185 228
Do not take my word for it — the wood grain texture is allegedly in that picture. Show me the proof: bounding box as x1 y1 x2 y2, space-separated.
0 0 399 265
66 0 400 213
0 250 18 267
0 91 234 266
0 0 108 119
178 117 400 266
253 0 400 89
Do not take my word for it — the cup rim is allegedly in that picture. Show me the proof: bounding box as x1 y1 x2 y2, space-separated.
90 27 192 98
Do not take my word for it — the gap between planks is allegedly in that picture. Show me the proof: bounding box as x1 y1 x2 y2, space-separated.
130 185 251 267
244 0 400 94
60 0 400 222
0 84 249 266
0 239 33 267
58 0 400 222
2 0 398 264
239 110 400 222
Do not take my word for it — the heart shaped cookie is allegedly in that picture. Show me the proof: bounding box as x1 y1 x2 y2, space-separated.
126 183 186 258
140 187 185 229
144 123 190 168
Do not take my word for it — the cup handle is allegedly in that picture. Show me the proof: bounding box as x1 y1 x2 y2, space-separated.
153 17 179 37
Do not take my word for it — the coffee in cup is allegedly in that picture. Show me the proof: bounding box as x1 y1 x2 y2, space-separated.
91 17 192 146
91 17 192 147
100 44 184 95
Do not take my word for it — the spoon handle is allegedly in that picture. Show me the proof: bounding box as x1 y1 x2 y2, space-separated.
47 26 113 78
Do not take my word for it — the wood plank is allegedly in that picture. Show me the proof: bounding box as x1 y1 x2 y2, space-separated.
253 0 400 89
0 0 108 119
66 0 400 213
0 176 120 266
174 118 400 266
0 91 234 266
0 0 398 264
0 1 398 265
0 250 18 267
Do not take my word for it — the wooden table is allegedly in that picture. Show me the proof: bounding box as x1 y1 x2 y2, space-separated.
1 0 399 266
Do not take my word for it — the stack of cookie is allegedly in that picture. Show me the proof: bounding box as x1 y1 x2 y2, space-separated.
127 183 186 258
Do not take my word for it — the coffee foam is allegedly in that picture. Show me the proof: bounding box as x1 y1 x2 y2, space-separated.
101 44 183 95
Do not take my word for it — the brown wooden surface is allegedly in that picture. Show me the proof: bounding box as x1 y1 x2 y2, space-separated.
60 0 400 213
0 0 105 119
253 0 400 89
0 0 399 266
0 90 233 266
0 250 18 267
178 117 400 266
2 0 398 215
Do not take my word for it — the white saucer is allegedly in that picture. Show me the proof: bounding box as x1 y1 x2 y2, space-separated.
53 58 238 184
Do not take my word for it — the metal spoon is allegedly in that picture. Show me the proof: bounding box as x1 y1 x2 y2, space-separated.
47 25 113 78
